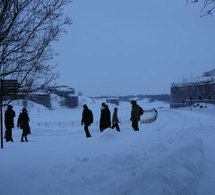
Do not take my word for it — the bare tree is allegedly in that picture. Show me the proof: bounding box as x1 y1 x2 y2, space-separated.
186 0 215 16
0 0 71 95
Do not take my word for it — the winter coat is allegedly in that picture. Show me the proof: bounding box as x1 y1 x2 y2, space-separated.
82 108 93 126
5 109 15 129
100 107 106 130
112 111 119 125
100 107 111 130
105 107 111 128
17 112 31 135
130 104 141 121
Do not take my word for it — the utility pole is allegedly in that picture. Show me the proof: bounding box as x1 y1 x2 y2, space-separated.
0 80 18 149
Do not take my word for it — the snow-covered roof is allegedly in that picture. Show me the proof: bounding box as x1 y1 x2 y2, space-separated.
50 86 75 92
172 76 215 87
68 94 78 97
172 68 215 87
106 97 119 100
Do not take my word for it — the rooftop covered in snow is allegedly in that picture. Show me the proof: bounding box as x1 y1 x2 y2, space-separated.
172 68 215 87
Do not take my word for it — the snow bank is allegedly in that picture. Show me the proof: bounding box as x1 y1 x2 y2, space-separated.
63 135 203 195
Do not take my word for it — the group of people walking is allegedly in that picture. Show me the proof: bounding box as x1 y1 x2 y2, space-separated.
4 105 31 142
81 100 143 138
4 100 143 141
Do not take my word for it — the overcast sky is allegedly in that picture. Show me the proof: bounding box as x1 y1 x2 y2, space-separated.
53 0 215 96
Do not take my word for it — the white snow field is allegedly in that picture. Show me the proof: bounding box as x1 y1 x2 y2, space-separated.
1 99 215 195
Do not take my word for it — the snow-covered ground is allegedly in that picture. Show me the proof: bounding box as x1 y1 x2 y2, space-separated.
1 99 215 195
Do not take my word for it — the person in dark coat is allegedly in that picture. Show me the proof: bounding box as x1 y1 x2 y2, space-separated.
112 107 120 131
81 104 93 138
17 108 31 142
99 103 106 132
4 105 15 142
104 105 111 129
99 103 111 132
130 100 141 131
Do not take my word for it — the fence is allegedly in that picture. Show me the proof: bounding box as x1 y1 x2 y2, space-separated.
32 109 158 127
33 120 130 127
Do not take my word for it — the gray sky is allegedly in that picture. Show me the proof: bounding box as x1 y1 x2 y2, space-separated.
54 0 215 96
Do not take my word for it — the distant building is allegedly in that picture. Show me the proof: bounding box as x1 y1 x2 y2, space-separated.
202 68 215 77
170 70 215 108
48 86 78 108
48 86 75 96
4 85 78 109
4 92 52 109
106 97 119 106
26 93 51 109
64 95 78 108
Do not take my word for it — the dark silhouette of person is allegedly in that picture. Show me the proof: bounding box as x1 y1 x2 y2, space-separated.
104 104 111 129
99 103 111 132
17 108 31 142
130 100 141 131
99 103 106 132
81 104 93 138
112 107 120 131
4 105 15 142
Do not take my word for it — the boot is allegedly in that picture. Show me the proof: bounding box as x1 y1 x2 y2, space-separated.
21 135 24 142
